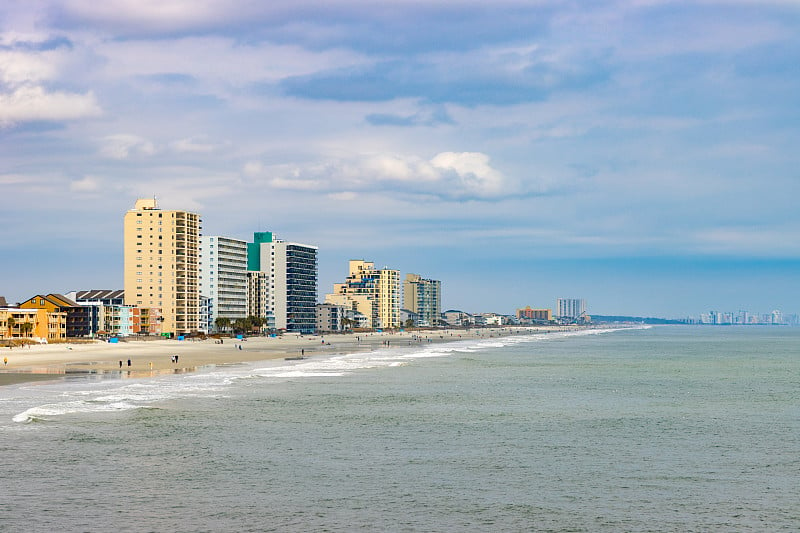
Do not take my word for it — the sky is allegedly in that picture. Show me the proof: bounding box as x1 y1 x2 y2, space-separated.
1 0 799 318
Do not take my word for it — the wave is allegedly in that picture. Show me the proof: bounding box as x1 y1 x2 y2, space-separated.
8 326 638 423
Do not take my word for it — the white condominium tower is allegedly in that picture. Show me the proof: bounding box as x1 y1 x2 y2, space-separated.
556 298 586 321
403 273 441 327
199 236 249 332
123 198 201 336
247 231 318 333
325 260 400 329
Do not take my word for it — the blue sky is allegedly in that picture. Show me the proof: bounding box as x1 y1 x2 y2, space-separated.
1 0 799 318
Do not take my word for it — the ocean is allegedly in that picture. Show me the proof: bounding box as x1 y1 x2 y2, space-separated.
1 326 798 532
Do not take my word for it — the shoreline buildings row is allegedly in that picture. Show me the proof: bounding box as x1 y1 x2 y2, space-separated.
120 198 441 337
2 198 600 341
0 198 443 341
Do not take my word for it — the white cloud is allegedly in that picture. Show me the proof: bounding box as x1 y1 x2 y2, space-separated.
0 50 60 84
57 0 250 30
69 175 102 192
328 191 358 201
0 85 101 125
246 151 518 200
430 152 508 198
98 134 156 159
170 137 224 153
242 161 264 177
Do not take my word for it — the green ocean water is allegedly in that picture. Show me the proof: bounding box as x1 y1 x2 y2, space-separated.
1 326 798 532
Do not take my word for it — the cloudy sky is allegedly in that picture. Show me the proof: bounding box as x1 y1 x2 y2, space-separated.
1 0 799 318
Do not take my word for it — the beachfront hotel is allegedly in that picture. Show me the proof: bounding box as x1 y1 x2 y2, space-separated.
0 305 66 341
123 198 202 336
517 306 553 322
556 298 587 322
247 232 318 334
199 236 249 333
325 260 401 329
403 273 441 327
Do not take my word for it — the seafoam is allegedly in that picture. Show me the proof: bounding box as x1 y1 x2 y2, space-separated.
3 327 637 426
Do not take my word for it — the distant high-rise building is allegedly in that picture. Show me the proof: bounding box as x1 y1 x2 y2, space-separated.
403 273 441 327
247 231 318 333
326 260 400 329
199 236 249 333
556 298 586 322
123 198 201 336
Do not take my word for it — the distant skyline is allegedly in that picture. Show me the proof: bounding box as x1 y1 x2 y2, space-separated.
2 1 799 318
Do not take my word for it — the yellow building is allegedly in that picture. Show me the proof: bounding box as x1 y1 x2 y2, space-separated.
18 295 72 340
325 260 400 328
123 198 201 336
0 308 66 341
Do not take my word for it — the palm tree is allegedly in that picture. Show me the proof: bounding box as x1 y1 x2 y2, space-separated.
214 316 231 333
248 316 267 335
232 318 248 334
19 321 34 338
6 316 16 337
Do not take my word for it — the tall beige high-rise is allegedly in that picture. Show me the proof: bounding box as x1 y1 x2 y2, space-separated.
325 260 400 328
123 198 201 336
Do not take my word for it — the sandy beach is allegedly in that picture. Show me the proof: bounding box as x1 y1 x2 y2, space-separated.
0 326 572 386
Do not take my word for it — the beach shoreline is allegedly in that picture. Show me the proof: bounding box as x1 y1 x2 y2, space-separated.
0 326 592 386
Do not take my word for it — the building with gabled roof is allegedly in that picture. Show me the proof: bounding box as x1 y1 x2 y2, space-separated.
19 294 83 337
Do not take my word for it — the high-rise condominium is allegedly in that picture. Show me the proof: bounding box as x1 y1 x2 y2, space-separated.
403 273 441 327
199 236 249 332
326 260 400 329
123 198 201 336
247 232 318 333
556 298 586 321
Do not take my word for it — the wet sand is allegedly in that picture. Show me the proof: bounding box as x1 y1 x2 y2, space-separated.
0 326 577 386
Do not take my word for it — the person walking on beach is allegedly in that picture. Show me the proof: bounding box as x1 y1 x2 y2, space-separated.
3 357 7 366
119 360 123 369
175 355 179 363
127 359 131 367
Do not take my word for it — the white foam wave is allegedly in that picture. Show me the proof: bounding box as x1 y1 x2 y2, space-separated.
9 327 640 423
13 399 141 423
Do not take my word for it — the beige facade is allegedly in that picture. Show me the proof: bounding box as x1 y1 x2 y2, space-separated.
247 271 271 328
325 260 400 328
123 198 201 336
